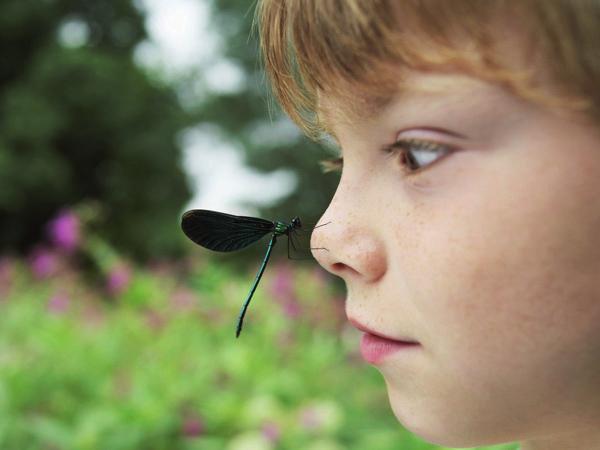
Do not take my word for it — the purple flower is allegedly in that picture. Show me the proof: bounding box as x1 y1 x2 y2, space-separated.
311 266 330 286
145 309 166 331
300 407 320 431
269 264 294 301
261 421 281 443
29 246 58 279
181 416 204 438
148 260 175 278
48 291 70 314
46 209 80 253
298 401 343 433
282 299 301 318
269 264 301 317
106 264 131 296
170 288 196 311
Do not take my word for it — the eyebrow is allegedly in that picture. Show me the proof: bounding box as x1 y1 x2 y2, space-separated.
318 95 395 140
319 75 498 142
319 97 465 147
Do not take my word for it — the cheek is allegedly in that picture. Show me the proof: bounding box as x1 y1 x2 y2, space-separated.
383 142 600 441
397 140 600 388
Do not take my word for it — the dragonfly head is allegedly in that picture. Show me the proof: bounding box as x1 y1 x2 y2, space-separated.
291 216 302 229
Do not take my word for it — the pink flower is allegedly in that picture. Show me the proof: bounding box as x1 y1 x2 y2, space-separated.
170 287 196 311
300 407 320 431
29 246 58 279
269 264 294 301
46 209 80 253
106 264 131 296
298 401 343 433
181 416 204 438
48 291 70 314
261 421 281 443
269 264 301 318
282 299 301 318
145 309 166 331
311 266 330 286
148 260 175 278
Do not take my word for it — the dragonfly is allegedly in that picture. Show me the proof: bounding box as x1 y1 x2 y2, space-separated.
181 209 329 338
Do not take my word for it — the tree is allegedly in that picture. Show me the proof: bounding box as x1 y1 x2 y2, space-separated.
0 0 192 261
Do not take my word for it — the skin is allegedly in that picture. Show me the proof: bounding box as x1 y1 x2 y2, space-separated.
310 71 600 450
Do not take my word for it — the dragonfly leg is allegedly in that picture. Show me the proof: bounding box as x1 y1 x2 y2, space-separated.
285 231 328 260
296 221 332 233
287 231 312 260
286 232 303 260
311 221 332 229
293 221 332 235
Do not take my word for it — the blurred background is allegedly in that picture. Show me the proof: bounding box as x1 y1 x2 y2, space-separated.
0 1 518 449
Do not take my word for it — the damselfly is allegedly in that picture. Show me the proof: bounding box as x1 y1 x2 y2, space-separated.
181 209 328 337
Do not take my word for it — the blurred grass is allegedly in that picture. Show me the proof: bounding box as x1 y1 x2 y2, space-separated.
0 257 518 450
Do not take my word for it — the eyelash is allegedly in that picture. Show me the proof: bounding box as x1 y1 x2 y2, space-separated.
319 138 453 176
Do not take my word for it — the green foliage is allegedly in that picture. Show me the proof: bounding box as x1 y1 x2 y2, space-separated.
0 0 192 261
0 256 520 450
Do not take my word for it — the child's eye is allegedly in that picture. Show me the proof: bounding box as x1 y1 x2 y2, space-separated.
319 138 453 175
385 138 453 175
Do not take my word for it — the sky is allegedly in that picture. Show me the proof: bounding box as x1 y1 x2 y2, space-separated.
134 0 297 216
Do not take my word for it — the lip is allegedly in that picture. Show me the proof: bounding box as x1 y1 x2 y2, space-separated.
360 332 420 364
348 317 419 344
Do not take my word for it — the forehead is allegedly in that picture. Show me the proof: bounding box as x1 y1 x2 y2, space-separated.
316 73 508 140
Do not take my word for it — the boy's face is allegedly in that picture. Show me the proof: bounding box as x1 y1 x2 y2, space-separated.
311 72 600 448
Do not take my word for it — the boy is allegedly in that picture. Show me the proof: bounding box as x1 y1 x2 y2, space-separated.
255 1 600 450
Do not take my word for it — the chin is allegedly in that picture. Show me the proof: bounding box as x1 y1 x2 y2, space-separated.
385 385 511 449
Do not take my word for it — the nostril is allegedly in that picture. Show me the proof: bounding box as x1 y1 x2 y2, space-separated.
331 262 359 276
332 263 345 271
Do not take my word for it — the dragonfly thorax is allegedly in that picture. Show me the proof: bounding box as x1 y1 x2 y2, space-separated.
274 217 302 235
274 221 288 235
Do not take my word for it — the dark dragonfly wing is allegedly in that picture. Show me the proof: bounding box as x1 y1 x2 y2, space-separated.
181 209 275 252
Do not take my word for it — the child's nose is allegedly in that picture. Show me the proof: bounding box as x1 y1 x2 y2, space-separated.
311 215 387 284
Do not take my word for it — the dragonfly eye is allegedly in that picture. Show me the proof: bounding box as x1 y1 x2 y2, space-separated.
292 216 302 228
